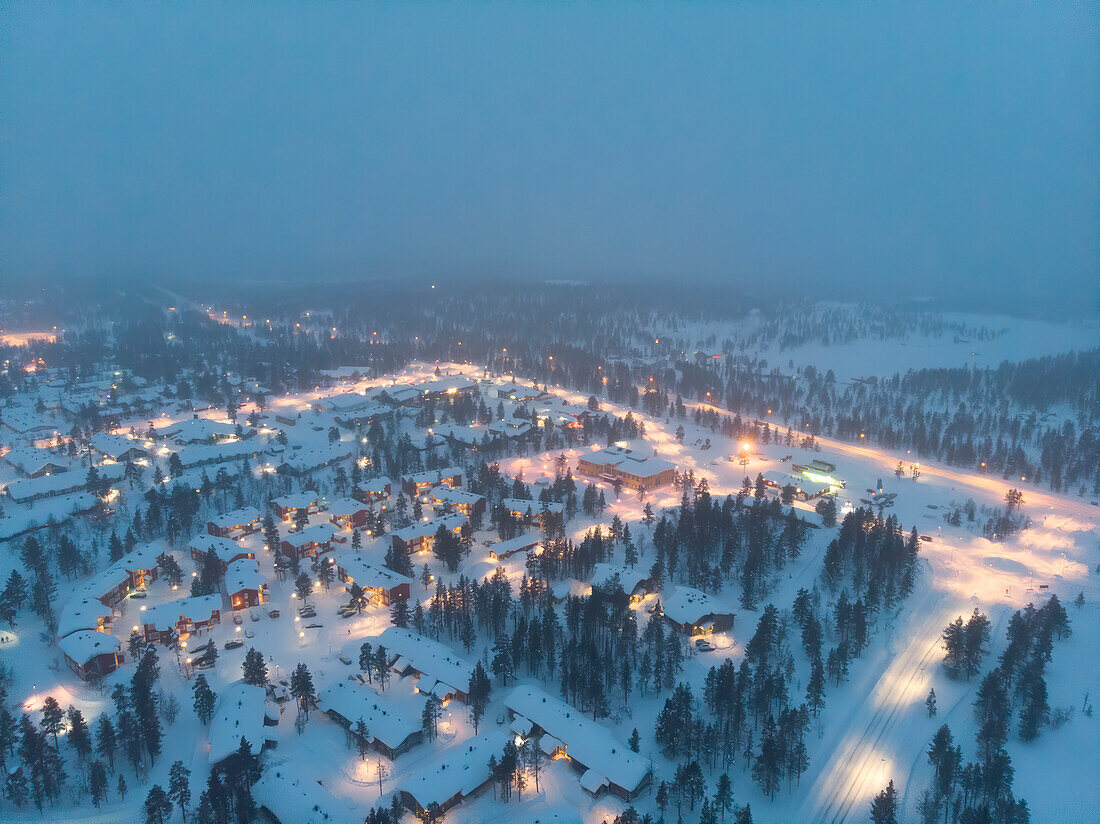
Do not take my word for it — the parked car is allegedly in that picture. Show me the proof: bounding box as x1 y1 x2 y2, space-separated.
304 623 323 629
338 655 352 665
233 613 243 625
694 638 715 652
129 589 147 599
224 639 244 650
249 609 260 622
243 629 255 638
267 609 280 618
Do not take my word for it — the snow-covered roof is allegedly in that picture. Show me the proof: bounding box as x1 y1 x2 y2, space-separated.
253 768 346 824
319 681 420 750
430 486 485 507
283 523 335 548
661 585 731 626
335 554 412 591
272 492 317 510
591 562 651 594
59 629 121 665
402 466 462 486
4 467 90 502
209 506 261 529
501 498 564 515
505 684 649 794
399 730 508 810
1 445 72 476
159 417 238 443
225 558 266 595
172 439 259 468
326 497 368 518
375 626 474 692
88 431 146 460
190 533 242 558
58 595 115 639
208 682 277 765
391 513 466 543
139 593 223 630
489 533 541 556
355 477 391 494
277 444 352 474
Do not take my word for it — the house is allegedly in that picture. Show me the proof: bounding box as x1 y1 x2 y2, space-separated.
390 514 466 557
94 543 165 607
487 533 541 560
170 439 260 470
4 463 124 504
190 534 254 568
429 485 486 519
398 731 507 818
353 478 391 504
401 466 462 498
1 446 71 478
59 630 122 682
207 506 261 539
225 558 267 610
319 681 422 759
280 523 339 561
135 593 223 643
270 492 319 521
591 563 656 602
500 498 565 527
335 554 412 605
505 684 651 800
87 431 147 463
576 442 677 491
254 770 341 824
661 586 734 636
58 595 117 640
376 626 474 704
327 497 371 530
158 417 239 445
276 444 352 476
208 682 279 766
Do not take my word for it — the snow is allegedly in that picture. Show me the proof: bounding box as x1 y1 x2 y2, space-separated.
399 730 508 811
318 680 422 754
58 629 121 665
208 682 277 765
372 626 475 695
505 684 650 797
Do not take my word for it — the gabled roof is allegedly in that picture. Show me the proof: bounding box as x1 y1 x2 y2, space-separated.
505 684 649 794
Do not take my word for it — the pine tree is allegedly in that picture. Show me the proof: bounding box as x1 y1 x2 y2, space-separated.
628 727 640 753
66 706 92 761
95 714 117 770
869 780 898 824
467 662 492 733
89 760 109 807
926 688 937 717
117 773 128 800
40 696 64 749
354 718 371 759
144 784 174 824
242 648 268 686
714 772 733 822
193 674 217 724
290 663 316 715
168 760 191 821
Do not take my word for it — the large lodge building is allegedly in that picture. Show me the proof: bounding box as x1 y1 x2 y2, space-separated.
576 442 676 491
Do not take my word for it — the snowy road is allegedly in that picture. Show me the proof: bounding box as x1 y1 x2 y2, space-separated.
797 590 956 823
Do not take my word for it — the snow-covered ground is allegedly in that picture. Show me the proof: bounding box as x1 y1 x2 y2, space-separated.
0 358 1095 824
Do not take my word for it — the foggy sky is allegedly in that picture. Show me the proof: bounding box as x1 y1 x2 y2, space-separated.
1 2 1096 314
